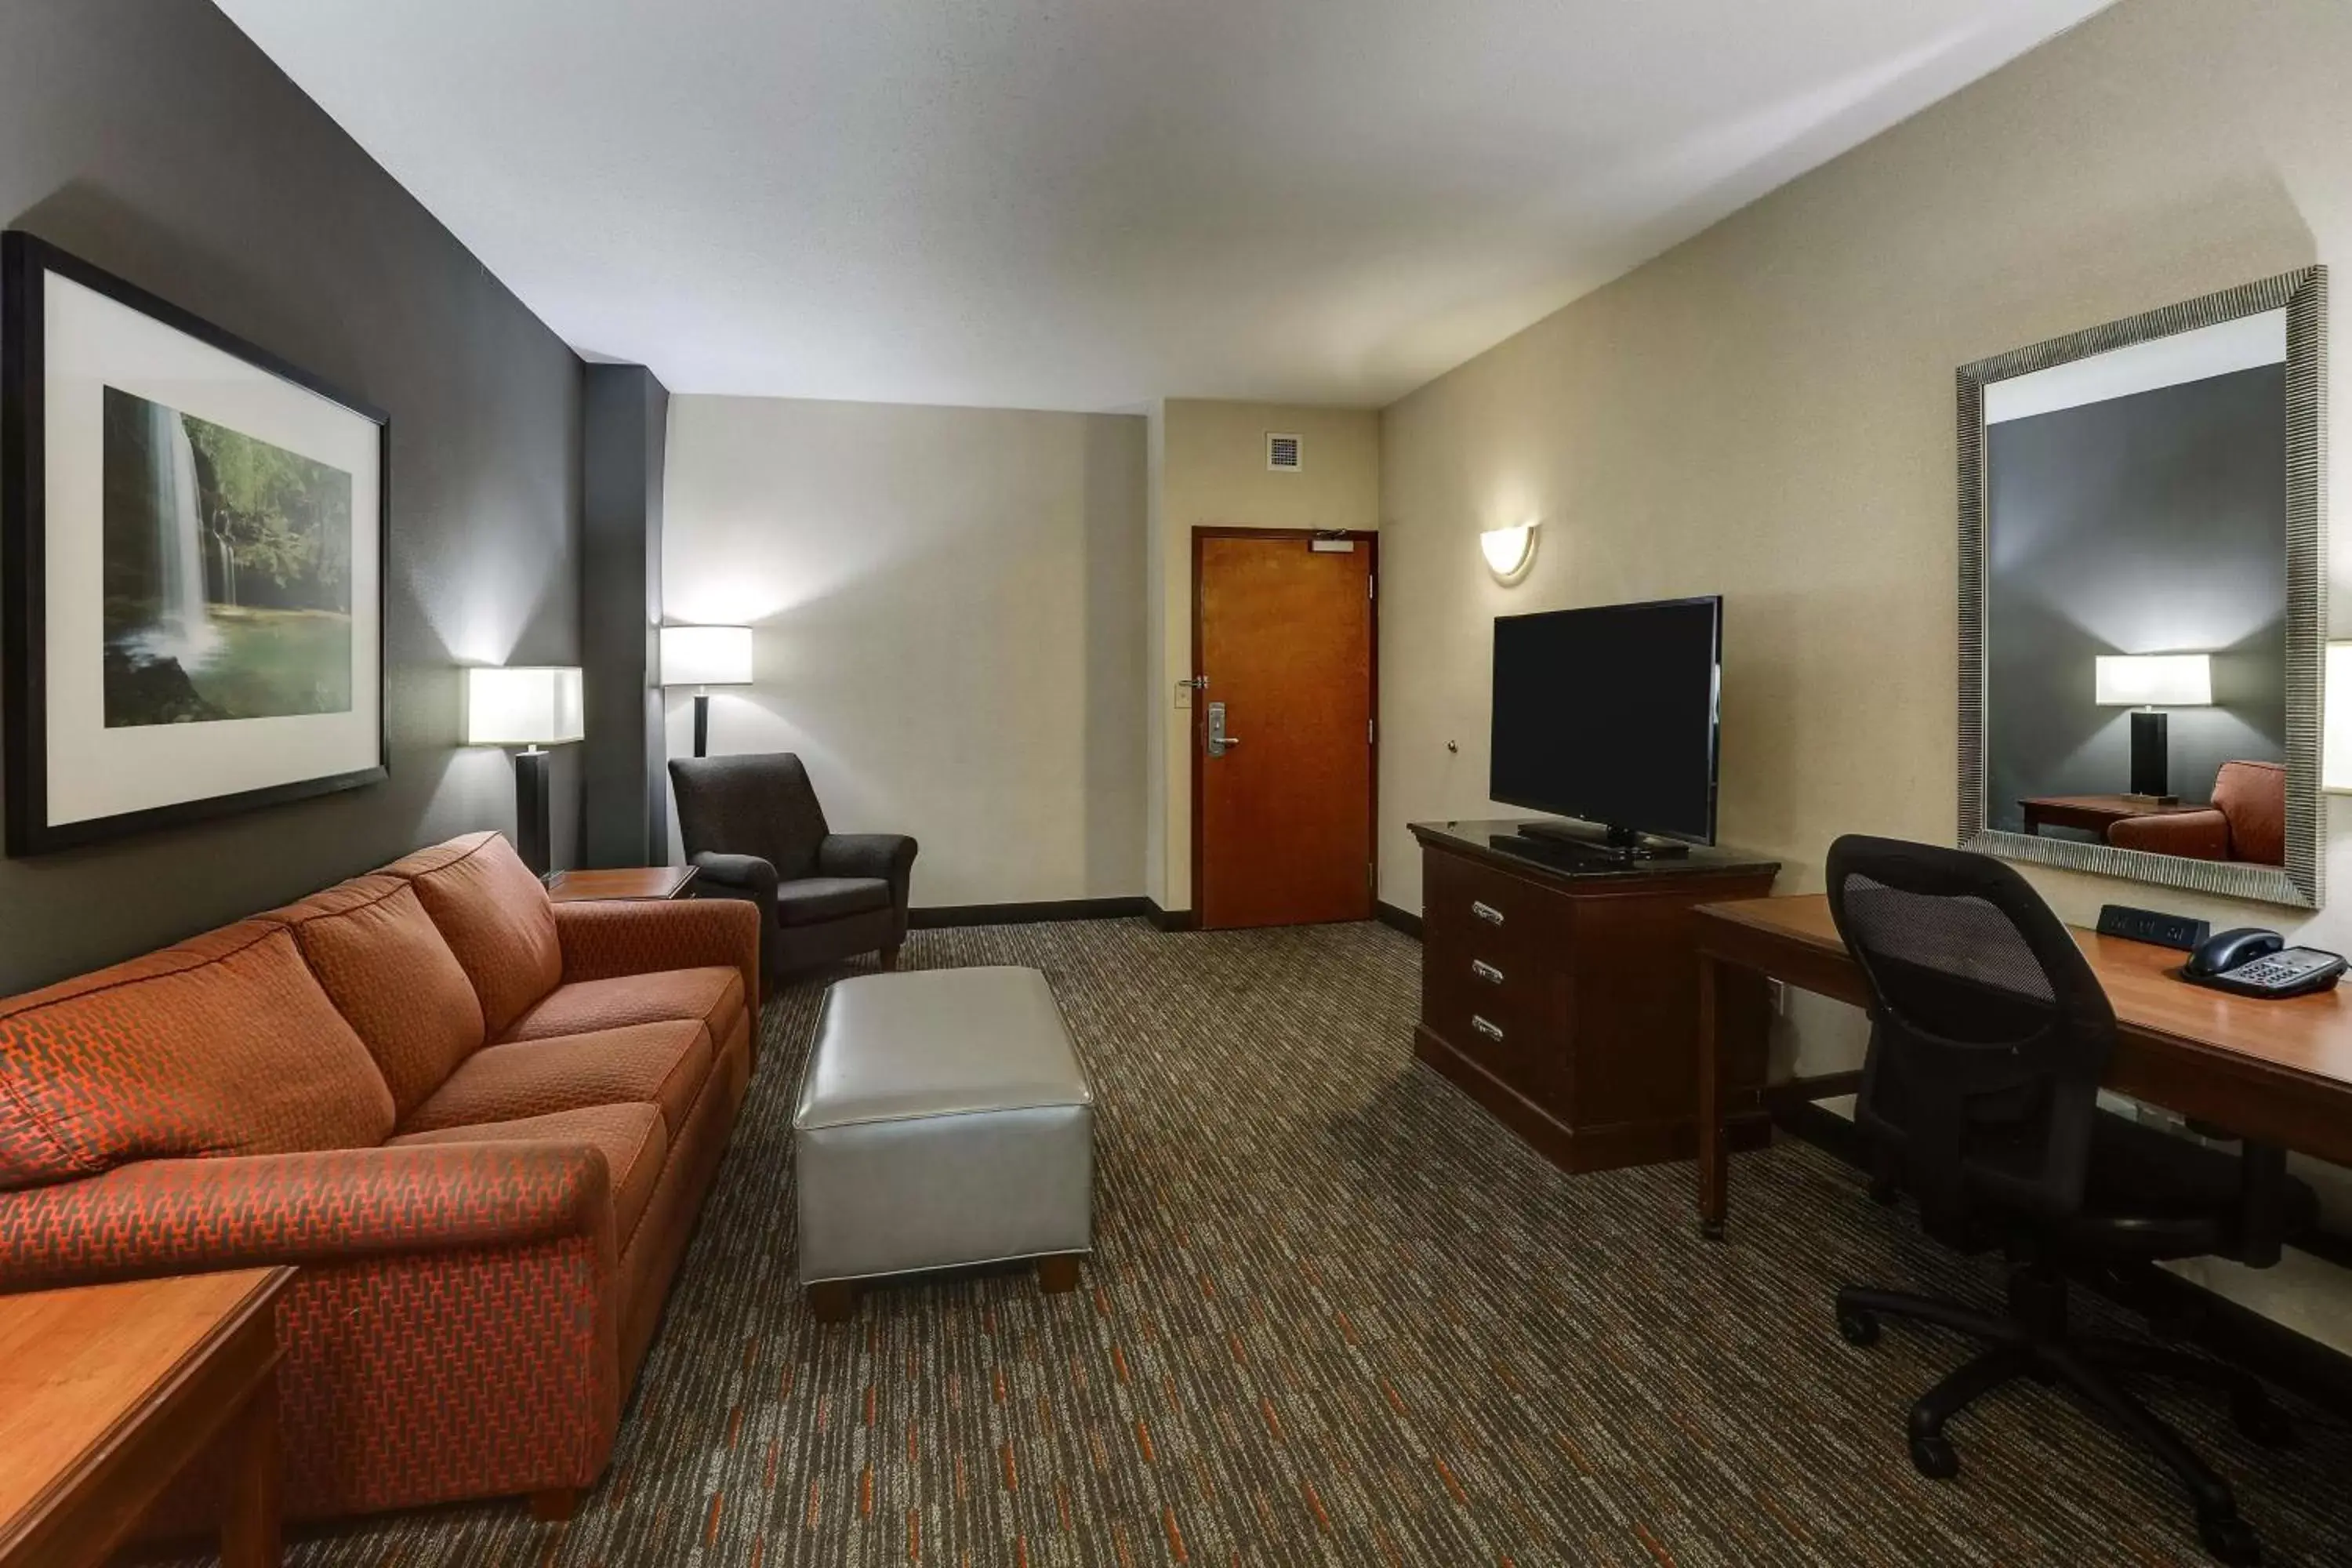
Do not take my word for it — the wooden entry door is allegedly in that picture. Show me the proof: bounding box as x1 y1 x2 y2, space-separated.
1193 531 1377 929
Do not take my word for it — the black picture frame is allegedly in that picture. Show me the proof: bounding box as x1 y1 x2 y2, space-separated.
2 230 390 855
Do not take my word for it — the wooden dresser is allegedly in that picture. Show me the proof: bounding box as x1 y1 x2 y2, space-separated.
1410 820 1779 1173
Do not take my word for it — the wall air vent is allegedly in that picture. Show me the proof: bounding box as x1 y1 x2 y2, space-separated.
1266 433 1302 472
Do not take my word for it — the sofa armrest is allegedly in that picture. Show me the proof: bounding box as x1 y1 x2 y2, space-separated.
554 893 763 1017
2107 809 2230 861
0 1142 615 1294
817 834 919 938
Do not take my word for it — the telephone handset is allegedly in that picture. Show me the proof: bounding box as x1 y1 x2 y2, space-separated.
2180 927 2347 998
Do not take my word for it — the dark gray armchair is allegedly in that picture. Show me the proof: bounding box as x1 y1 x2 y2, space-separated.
668 753 918 983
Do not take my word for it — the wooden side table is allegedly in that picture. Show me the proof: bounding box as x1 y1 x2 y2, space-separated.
0 1267 292 1568
2019 793 2203 837
546 865 700 902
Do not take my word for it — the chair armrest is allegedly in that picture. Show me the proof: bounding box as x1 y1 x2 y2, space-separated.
816 833 918 898
2107 810 2230 860
689 850 779 910
553 895 762 1022
0 1142 615 1294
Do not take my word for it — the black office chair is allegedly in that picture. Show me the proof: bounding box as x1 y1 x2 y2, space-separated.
1824 836 2314 1566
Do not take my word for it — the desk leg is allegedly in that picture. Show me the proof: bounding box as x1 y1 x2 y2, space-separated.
1697 953 1728 1240
221 1370 282 1568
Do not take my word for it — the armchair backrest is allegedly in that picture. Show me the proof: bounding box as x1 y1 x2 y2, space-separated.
2212 759 2286 866
670 753 831 882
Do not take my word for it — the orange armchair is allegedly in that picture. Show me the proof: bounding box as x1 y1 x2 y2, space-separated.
2107 760 2286 865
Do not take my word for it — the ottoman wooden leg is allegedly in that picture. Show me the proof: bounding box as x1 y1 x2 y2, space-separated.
808 1280 859 1323
1037 1254 1083 1295
877 945 902 972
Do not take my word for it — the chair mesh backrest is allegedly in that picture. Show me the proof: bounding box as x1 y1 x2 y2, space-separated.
668 753 830 881
1826 836 2114 1226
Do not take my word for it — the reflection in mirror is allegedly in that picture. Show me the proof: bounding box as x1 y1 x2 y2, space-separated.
1986 310 2288 867
1958 267 2324 909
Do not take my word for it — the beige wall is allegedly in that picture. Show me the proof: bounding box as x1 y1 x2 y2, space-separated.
1145 400 1382 910
662 394 1147 907
1380 0 2352 1343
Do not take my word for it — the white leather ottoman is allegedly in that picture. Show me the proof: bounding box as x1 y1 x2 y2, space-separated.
793 966 1094 1321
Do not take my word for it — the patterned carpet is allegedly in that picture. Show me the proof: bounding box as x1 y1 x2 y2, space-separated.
241 918 2352 1567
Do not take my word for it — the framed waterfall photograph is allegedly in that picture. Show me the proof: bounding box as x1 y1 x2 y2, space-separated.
2 231 387 855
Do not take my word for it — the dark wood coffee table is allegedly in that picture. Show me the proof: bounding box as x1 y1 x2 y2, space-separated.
546 866 700 902
0 1266 292 1568
2020 794 2203 837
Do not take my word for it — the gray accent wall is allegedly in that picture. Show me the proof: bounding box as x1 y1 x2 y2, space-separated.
1984 365 2287 833
582 365 669 868
0 0 585 993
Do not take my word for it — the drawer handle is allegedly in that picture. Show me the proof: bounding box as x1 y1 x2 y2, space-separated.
1471 959 1504 985
1471 900 1504 926
1471 1014 1504 1042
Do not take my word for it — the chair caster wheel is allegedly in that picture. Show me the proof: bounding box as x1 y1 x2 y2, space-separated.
2230 1392 2297 1450
1907 1433 1959 1480
1837 1308 1881 1347
2197 1507 2261 1565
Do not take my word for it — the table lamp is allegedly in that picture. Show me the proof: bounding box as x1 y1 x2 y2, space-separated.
660 625 753 757
2095 653 2212 802
465 665 585 877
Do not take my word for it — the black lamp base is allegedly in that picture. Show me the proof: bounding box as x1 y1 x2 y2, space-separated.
2128 710 2175 802
514 746 551 878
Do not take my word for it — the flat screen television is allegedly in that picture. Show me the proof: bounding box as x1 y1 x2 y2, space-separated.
1490 595 1722 849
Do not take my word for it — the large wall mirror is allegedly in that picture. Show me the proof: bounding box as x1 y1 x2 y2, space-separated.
1958 268 2327 908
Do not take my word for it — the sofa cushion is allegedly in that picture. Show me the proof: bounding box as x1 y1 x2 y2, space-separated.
775 877 891 927
401 1021 713 1139
263 874 487 1118
503 967 744 1047
390 1102 666 1244
0 921 395 1190
383 832 561 1038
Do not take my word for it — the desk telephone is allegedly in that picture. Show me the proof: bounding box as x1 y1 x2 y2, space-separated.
2181 927 2348 999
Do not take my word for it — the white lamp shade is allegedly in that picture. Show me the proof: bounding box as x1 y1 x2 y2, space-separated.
466 666 584 746
661 625 754 687
2327 643 2352 792
2094 654 2211 708
1479 522 1537 579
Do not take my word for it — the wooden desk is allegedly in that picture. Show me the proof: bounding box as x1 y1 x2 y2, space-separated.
1694 895 2352 1239
546 865 699 902
2020 793 2199 837
0 1267 291 1567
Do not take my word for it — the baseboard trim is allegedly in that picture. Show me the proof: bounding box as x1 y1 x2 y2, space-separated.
1773 1094 2352 1421
1764 1069 1863 1116
1145 900 1196 933
1374 901 1423 939
909 897 1149 929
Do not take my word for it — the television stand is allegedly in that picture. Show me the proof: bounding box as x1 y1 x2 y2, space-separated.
1515 818 1691 862
1407 819 1780 1174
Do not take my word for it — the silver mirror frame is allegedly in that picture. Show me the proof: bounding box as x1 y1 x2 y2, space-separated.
1957 267 2328 909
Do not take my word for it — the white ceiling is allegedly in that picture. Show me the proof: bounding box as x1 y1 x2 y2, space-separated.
214 0 2113 412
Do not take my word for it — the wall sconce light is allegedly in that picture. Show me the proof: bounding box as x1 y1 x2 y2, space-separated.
1480 521 1538 582
2094 653 2211 801
2326 643 2352 793
464 665 585 878
660 624 754 757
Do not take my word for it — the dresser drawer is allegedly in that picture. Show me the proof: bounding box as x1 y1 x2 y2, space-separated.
1421 848 1567 1096
1423 848 1559 966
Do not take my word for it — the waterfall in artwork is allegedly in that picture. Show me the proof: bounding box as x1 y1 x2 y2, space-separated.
138 398 219 665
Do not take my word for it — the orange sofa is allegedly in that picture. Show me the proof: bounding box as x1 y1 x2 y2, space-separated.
0 832 760 1528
